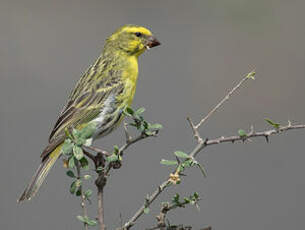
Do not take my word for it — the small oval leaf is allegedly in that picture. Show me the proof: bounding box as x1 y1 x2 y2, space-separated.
174 151 190 159
160 159 178 166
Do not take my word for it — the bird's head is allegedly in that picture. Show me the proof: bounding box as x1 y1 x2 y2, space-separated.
105 24 160 56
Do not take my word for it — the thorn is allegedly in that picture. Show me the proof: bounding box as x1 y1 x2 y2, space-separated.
250 125 254 135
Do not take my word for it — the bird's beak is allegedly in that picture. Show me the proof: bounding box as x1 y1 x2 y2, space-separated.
146 36 161 50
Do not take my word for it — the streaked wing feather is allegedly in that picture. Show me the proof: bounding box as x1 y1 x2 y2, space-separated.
48 83 124 143
45 56 125 158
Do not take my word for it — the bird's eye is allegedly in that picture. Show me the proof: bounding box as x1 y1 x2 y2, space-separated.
135 32 142 37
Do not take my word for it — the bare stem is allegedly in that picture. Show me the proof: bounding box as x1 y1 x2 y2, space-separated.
76 162 89 230
97 187 105 230
195 71 255 130
191 123 305 158
122 180 171 230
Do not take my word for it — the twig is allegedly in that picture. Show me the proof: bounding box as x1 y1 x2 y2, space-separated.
121 122 305 230
86 146 110 156
119 132 155 156
76 162 89 230
88 125 157 230
119 71 305 230
83 149 96 162
155 199 193 229
122 180 171 230
106 130 157 175
195 71 255 130
97 187 105 230
191 123 305 158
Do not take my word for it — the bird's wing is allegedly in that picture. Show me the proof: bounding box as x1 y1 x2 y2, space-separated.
41 61 125 159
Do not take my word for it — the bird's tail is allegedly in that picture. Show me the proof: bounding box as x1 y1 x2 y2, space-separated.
18 144 63 203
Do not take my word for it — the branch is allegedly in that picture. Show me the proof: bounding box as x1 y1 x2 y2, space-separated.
155 200 193 229
106 128 157 175
190 122 305 158
83 120 158 230
76 162 89 230
97 187 105 230
121 180 171 230
195 70 255 130
135 123 305 230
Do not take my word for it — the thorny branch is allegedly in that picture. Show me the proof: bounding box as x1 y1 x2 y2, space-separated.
195 70 255 130
121 180 171 230
154 198 199 229
120 71 305 230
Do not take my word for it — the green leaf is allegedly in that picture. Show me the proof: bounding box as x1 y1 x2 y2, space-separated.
86 218 97 226
174 151 190 159
66 170 75 178
160 159 178 166
85 189 92 198
106 154 119 163
143 207 150 214
145 131 155 136
76 187 82 196
182 159 194 168
113 145 119 154
265 118 280 129
246 71 256 80
172 193 180 204
72 129 80 139
70 181 77 194
143 121 149 130
77 215 97 226
177 164 185 173
183 197 191 204
79 123 97 139
75 137 86 146
77 215 86 223
238 129 247 137
193 192 199 200
68 157 76 169
135 107 145 115
96 166 103 172
80 157 89 170
125 107 134 115
73 145 84 160
83 174 91 180
61 139 73 155
149 123 163 130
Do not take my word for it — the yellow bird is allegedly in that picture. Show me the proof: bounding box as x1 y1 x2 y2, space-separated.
18 24 160 202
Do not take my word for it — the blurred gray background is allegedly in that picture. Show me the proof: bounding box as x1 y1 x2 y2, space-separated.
1 0 305 229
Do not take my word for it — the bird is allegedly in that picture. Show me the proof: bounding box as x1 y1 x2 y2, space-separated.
18 24 160 202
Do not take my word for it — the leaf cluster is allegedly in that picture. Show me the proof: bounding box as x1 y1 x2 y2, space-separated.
124 107 162 136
